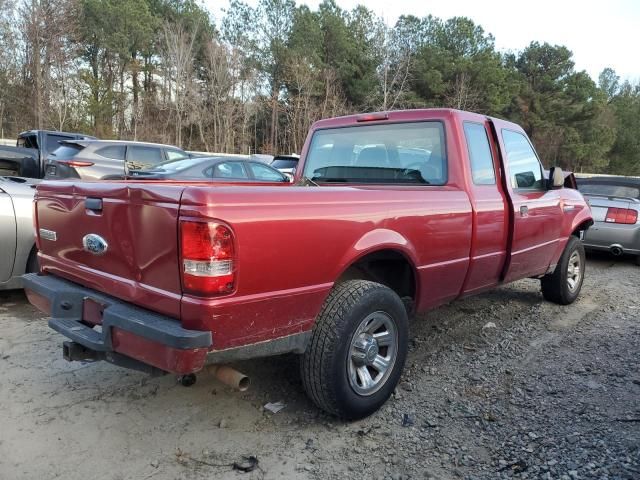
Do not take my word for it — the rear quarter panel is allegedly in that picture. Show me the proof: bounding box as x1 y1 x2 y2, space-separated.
181 111 474 349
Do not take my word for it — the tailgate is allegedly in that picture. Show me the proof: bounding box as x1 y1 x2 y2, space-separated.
35 181 186 318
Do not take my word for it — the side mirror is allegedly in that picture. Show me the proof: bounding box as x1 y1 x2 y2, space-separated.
550 167 564 189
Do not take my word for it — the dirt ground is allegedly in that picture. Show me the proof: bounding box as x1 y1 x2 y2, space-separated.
1 252 638 480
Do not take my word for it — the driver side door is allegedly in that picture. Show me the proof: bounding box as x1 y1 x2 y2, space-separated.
499 128 563 281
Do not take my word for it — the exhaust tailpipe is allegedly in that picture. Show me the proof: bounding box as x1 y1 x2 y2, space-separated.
206 365 250 391
610 245 624 256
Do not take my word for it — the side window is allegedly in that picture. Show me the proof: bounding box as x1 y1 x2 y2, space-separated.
18 134 38 149
127 146 163 167
45 135 71 153
463 122 495 185
211 161 249 179
248 162 285 181
166 149 187 161
501 130 545 190
96 145 126 160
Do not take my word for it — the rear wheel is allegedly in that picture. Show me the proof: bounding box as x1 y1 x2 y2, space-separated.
300 280 408 419
541 236 585 305
635 255 640 266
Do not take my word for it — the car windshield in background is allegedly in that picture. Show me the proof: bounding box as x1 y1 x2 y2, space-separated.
578 182 640 199
271 158 298 169
303 121 447 184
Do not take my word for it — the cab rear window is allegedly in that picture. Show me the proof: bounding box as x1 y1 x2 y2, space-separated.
303 122 447 185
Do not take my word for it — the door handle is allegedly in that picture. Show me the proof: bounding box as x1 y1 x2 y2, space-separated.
85 197 103 212
519 205 529 217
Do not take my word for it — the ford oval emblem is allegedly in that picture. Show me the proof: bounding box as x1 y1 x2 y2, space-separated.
82 234 108 256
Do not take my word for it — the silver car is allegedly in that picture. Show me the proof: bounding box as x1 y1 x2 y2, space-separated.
0 176 39 289
577 176 640 265
44 140 189 180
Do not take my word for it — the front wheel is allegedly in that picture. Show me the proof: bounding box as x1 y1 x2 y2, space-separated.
541 236 585 305
300 280 408 419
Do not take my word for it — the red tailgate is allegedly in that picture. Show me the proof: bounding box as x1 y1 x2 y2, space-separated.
35 181 186 318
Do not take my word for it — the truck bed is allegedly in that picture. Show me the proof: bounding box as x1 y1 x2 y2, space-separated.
35 180 473 349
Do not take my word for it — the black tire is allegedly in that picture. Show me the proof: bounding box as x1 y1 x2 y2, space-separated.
635 255 640 267
26 248 39 274
300 280 408 420
541 236 585 305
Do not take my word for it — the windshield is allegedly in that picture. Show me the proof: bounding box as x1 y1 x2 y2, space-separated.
302 121 447 184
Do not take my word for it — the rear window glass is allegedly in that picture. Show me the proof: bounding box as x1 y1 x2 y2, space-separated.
303 121 447 185
96 145 126 160
146 157 206 172
49 144 84 160
46 135 72 153
166 149 188 161
578 183 640 199
249 162 286 181
271 158 298 169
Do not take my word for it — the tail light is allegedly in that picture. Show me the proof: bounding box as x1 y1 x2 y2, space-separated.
605 207 638 225
180 220 235 295
58 160 94 167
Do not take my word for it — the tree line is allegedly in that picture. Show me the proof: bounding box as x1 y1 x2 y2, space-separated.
0 0 638 174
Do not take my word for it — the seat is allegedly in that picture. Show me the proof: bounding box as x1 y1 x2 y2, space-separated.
355 146 389 168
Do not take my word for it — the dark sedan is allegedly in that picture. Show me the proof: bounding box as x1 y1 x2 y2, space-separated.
128 156 290 182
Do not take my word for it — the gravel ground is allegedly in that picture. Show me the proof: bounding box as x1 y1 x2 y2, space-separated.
0 252 638 480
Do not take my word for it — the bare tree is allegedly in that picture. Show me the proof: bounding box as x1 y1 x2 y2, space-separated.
19 0 74 131
162 22 197 147
445 72 481 111
375 20 413 111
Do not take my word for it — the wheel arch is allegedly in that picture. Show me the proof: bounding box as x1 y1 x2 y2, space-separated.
25 243 39 274
334 230 420 310
571 218 594 237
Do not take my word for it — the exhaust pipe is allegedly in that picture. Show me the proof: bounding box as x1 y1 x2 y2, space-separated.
206 365 250 391
610 245 624 256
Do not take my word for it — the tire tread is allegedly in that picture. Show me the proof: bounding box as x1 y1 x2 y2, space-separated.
301 280 387 417
541 236 584 305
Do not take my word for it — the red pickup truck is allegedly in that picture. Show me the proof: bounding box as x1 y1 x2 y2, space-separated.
24 109 593 419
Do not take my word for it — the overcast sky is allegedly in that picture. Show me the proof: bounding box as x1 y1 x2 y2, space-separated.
205 0 639 83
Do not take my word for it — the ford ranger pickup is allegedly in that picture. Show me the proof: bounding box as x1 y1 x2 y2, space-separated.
24 109 593 419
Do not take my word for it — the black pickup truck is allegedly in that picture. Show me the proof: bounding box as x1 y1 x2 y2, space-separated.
0 130 95 178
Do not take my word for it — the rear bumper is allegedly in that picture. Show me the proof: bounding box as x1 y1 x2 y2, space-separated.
582 221 640 255
23 273 212 374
